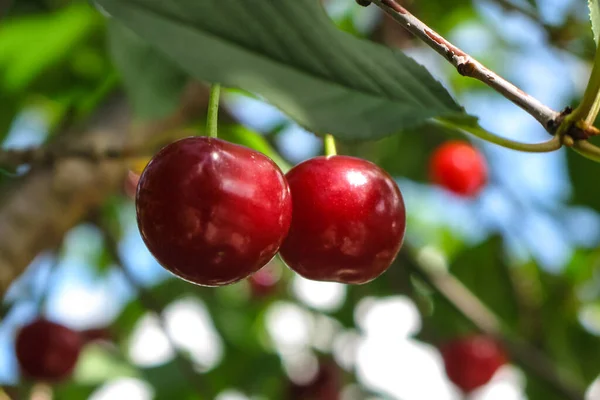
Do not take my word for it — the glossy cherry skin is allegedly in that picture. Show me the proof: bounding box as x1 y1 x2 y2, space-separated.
440 335 507 393
279 156 406 284
136 137 292 286
15 319 83 382
429 141 487 197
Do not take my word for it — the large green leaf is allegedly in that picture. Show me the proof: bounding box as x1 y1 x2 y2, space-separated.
95 0 467 140
108 20 188 120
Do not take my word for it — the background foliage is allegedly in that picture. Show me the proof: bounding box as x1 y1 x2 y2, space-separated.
1 0 600 399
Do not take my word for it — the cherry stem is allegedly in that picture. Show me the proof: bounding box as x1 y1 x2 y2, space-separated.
435 119 562 153
207 83 221 139
324 134 337 156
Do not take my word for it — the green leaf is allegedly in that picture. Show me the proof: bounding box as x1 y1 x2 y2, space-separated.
95 0 467 140
107 20 188 120
0 3 100 93
219 124 291 172
590 0 600 44
74 344 139 384
421 237 520 340
53 383 101 400
567 139 600 211
339 119 462 181
448 237 519 327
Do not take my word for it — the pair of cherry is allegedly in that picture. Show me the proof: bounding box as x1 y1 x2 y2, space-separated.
135 137 486 288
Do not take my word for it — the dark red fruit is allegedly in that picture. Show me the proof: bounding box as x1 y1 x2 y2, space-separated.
429 141 487 197
288 359 341 400
440 335 507 393
15 319 83 382
279 156 406 284
136 137 292 286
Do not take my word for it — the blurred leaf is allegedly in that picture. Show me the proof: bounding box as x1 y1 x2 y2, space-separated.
0 3 100 93
142 361 199 400
74 344 139 383
567 142 600 211
535 272 600 383
340 120 462 182
96 0 469 140
415 0 477 34
53 383 100 400
448 236 519 327
107 20 188 120
590 0 600 44
219 124 291 172
421 236 520 340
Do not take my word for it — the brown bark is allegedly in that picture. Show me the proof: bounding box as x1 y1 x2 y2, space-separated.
0 83 209 296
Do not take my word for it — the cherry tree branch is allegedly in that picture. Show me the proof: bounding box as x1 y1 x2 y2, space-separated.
0 147 130 171
402 250 586 400
363 0 600 162
369 0 560 129
0 83 213 296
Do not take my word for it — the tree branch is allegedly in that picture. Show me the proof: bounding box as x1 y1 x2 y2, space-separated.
402 250 586 400
0 82 210 296
369 0 561 130
0 146 131 171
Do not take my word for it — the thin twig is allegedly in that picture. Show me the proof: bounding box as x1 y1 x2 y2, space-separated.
0 146 134 170
402 250 586 400
369 0 560 129
99 225 210 399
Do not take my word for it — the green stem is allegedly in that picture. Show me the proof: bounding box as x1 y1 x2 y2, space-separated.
436 119 562 153
572 140 600 162
572 41 600 125
207 83 221 138
324 134 337 156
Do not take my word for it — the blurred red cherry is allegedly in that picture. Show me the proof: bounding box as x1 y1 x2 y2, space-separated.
440 335 507 392
288 359 341 400
15 319 83 382
429 141 487 197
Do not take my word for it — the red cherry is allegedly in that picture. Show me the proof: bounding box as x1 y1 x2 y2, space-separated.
429 141 487 197
15 319 83 382
440 335 507 393
136 137 292 286
288 359 341 400
279 156 406 284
